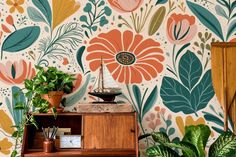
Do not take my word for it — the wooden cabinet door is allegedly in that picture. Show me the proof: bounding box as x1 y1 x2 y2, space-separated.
83 114 136 149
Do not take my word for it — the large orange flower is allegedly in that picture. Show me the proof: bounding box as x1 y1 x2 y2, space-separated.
0 59 35 85
86 29 164 84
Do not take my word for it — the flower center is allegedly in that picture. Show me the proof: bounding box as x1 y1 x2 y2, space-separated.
14 3 18 7
116 52 136 65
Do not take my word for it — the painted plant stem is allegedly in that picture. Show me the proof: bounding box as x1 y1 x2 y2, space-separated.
126 84 146 135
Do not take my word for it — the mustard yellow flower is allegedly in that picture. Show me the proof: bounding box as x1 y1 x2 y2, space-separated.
52 0 80 30
176 115 214 137
6 0 24 14
0 110 15 135
0 138 13 155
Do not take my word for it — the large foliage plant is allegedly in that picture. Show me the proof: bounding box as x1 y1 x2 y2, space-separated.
140 124 236 157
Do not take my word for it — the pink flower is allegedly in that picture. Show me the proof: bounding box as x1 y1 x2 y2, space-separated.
156 119 161 126
148 121 156 130
167 13 197 45
108 0 143 13
160 108 166 115
0 60 35 85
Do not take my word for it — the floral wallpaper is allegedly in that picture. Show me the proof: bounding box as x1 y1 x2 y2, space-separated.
0 0 235 156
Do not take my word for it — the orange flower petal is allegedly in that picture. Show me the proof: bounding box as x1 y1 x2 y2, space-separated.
128 34 143 52
89 37 116 54
1 24 11 33
135 66 152 81
135 63 158 78
111 65 122 81
18 0 24 5
6 15 14 25
16 5 24 13
86 52 113 62
130 66 142 84
89 60 101 71
134 39 160 56
99 29 123 52
9 6 15 13
6 0 13 5
117 66 125 83
139 59 163 73
123 30 134 51
87 44 115 55
139 54 165 62
136 47 163 59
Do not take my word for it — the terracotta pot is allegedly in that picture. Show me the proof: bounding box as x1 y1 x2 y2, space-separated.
41 91 64 112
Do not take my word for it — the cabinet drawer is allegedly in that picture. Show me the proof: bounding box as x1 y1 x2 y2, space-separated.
83 114 136 149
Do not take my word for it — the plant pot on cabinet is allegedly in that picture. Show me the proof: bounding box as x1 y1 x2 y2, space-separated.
41 91 64 113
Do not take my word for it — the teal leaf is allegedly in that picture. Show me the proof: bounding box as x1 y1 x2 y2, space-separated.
65 74 91 106
187 1 224 41
2 26 40 53
161 51 214 114
215 5 228 19
232 1 236 10
98 0 105 7
99 16 108 26
104 6 112 16
155 0 168 5
84 3 92 12
91 26 98 31
12 86 25 127
5 97 13 117
168 128 175 136
175 43 190 62
32 0 52 26
166 120 172 127
132 85 142 113
44 26 49 32
27 7 47 23
203 111 224 126
80 15 87 22
179 50 202 91
159 127 166 133
142 86 158 119
160 76 193 114
190 70 215 112
227 19 236 41
76 46 86 73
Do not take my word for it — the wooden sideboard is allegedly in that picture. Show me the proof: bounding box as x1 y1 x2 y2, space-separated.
21 108 138 157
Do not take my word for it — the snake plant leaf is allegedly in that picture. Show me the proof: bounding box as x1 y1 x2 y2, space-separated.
209 132 236 157
148 6 166 36
164 142 198 157
151 132 170 143
182 125 211 157
146 145 180 157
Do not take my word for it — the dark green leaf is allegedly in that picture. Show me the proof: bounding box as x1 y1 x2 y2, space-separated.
183 125 211 157
32 0 52 26
215 5 228 19
142 86 158 118
151 132 170 143
76 46 86 73
179 50 202 90
12 131 19 137
175 43 190 62
27 7 47 23
132 85 142 112
155 0 168 5
203 111 224 126
164 142 198 157
2 26 40 56
168 128 175 136
11 150 17 157
187 1 224 41
146 145 180 157
148 6 166 36
209 132 236 157
14 102 25 110
226 19 236 41
11 64 16 79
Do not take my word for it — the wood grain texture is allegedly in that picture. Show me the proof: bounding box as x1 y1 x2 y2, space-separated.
211 43 236 132
83 114 135 149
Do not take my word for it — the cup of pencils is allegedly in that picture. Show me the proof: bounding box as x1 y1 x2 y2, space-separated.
42 126 58 153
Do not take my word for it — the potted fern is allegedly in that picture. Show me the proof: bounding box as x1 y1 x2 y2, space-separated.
24 66 75 113
140 124 236 157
